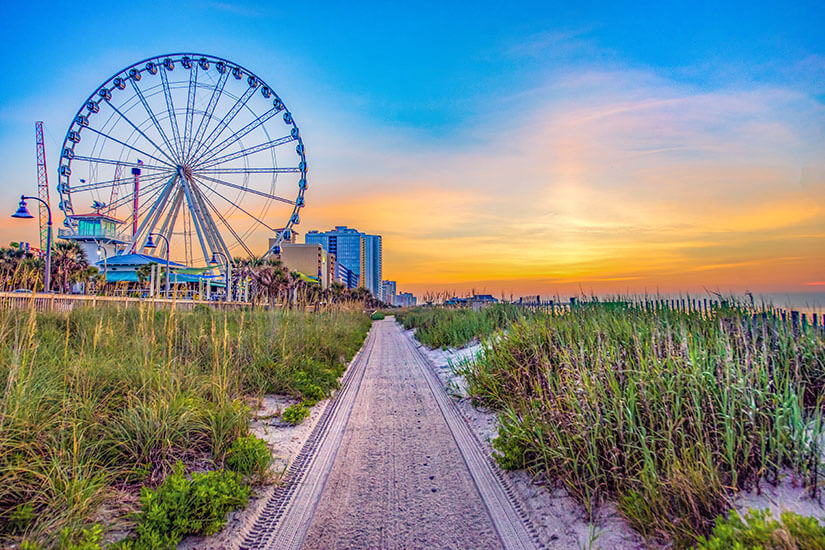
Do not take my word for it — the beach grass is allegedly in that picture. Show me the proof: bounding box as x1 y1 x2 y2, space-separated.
0 304 370 546
416 303 824 547
395 304 521 348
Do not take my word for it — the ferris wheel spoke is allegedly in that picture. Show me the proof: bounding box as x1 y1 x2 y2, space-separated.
195 173 296 205
194 107 279 167
129 79 179 163
69 170 170 194
183 65 198 161
83 125 176 168
197 189 255 258
189 85 256 165
197 135 296 169
189 68 229 165
129 174 179 249
117 182 170 238
193 175 279 233
196 167 301 174
103 99 180 165
70 155 174 172
106 179 167 215
159 68 184 162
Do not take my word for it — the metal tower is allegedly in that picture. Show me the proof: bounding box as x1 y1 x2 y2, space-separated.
34 122 51 251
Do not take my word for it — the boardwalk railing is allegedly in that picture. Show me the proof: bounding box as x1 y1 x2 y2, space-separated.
0 292 252 313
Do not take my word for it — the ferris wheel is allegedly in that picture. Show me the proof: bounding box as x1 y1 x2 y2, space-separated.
56 53 307 266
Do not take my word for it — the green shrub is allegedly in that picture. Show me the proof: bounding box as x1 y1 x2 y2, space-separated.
695 509 825 549
225 435 272 482
122 463 249 549
301 384 326 405
370 311 385 320
282 403 309 425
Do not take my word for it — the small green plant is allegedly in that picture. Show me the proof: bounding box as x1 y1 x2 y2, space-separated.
58 523 103 550
302 383 326 405
122 462 249 549
370 311 385 320
20 541 43 550
225 435 272 482
695 508 825 549
282 402 310 425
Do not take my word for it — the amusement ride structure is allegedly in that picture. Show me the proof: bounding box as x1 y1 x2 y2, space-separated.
54 53 307 268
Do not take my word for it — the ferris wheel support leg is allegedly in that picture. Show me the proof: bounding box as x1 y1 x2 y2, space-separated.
180 178 213 265
129 174 178 253
157 190 184 257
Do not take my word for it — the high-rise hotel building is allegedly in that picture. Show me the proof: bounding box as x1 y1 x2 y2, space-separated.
305 226 383 299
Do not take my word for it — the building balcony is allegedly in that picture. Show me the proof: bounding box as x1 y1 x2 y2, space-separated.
58 227 129 242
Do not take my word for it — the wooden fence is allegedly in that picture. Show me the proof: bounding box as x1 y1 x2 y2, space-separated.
510 297 822 330
0 292 253 313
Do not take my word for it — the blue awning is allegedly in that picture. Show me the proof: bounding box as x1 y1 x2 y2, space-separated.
102 271 225 286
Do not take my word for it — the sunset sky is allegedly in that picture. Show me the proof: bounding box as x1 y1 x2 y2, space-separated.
0 1 823 300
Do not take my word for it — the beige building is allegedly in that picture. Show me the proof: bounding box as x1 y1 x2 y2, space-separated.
280 243 333 289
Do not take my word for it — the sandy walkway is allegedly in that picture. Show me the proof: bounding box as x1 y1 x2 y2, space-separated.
302 319 501 549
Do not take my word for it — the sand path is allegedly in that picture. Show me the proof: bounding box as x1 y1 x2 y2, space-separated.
302 318 501 549
237 318 537 550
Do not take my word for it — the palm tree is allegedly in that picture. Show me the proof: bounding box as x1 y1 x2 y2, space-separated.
0 245 28 290
135 263 154 292
50 240 89 293
329 282 346 303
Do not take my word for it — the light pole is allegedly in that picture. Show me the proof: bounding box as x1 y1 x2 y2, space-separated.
210 251 230 302
11 195 51 292
144 233 170 299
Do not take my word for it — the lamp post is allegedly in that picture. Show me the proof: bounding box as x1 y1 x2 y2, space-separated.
210 251 230 302
144 233 170 299
11 195 51 292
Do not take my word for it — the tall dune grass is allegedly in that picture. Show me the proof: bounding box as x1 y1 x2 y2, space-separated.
0 304 369 544
396 304 521 348
451 304 824 546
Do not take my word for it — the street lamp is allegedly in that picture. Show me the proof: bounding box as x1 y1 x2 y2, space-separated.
11 195 51 292
144 233 170 299
210 251 231 302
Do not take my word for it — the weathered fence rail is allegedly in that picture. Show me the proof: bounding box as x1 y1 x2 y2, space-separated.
0 292 252 313
509 297 821 330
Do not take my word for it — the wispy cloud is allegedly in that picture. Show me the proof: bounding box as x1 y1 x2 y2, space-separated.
205 1 263 17
300 65 825 294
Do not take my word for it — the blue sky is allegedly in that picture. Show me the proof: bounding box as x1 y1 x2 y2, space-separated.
0 1 823 295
